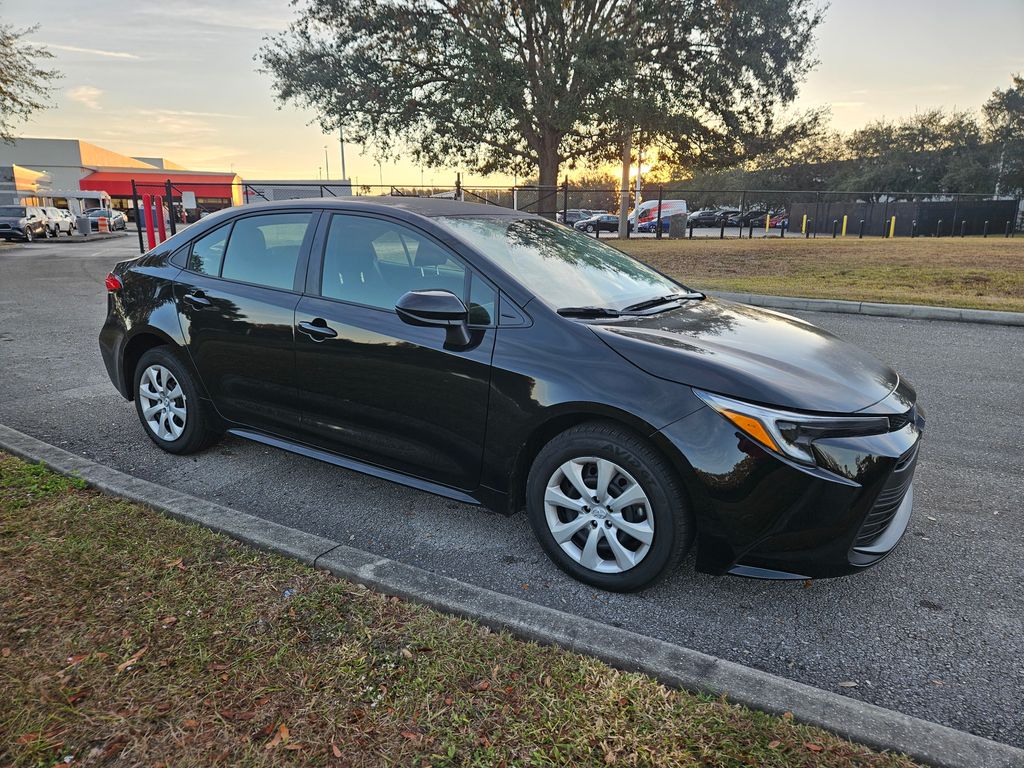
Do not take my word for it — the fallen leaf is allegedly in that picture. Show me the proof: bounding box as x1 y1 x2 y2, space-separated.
604 750 616 764
838 681 858 688
443 696 454 706
160 616 178 627
1 647 10 657
782 711 793 721
116 646 148 673
802 579 813 589
331 742 342 758
15 733 39 745
66 653 89 666
266 723 289 750
768 740 781 749
284 743 303 751
254 696 271 706
400 647 413 659
474 680 490 691
182 719 199 729
207 663 230 671
400 730 419 741
805 742 824 752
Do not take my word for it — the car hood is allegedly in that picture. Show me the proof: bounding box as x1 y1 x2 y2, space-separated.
590 297 900 413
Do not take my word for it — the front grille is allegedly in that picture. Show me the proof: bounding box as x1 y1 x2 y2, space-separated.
0 224 11 230
853 444 918 547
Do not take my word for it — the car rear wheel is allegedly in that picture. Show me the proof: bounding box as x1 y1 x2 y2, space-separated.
526 422 693 592
133 347 222 454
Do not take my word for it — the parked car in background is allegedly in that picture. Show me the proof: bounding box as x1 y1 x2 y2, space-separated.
574 213 624 233
636 218 670 233
43 207 75 236
0 205 49 242
557 209 602 227
99 197 925 591
769 212 789 228
725 209 772 228
687 208 737 228
86 208 128 231
633 199 688 229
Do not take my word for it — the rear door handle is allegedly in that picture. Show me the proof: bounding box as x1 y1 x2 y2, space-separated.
298 319 338 340
183 290 211 307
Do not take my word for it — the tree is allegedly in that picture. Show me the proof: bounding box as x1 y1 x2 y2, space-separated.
0 16 60 143
984 73 1024 195
258 0 822 215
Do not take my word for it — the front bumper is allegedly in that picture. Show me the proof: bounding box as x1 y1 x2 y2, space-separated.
656 403 924 579
0 225 29 240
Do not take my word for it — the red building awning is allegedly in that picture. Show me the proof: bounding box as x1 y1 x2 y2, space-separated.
80 171 242 203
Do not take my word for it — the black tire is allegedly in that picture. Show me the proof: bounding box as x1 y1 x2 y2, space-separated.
24 229 33 243
132 346 222 454
526 421 693 592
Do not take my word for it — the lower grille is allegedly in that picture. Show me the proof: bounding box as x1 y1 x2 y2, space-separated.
854 445 918 547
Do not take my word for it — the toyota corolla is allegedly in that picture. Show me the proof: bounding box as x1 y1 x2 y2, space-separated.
100 198 924 591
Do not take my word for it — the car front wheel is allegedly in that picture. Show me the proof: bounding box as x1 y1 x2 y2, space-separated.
133 347 222 454
526 422 693 592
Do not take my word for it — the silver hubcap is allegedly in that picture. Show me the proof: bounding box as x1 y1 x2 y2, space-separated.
544 457 654 574
138 364 186 441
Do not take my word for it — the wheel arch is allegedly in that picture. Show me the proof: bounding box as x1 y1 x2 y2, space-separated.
504 404 689 515
121 329 194 401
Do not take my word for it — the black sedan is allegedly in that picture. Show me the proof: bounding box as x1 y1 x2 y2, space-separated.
687 208 736 227
99 198 924 591
574 213 626 233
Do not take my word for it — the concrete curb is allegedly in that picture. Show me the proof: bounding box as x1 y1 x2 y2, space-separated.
714 291 1024 327
1 422 1020 768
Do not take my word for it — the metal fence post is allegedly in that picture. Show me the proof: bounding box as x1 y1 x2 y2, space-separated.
656 186 663 240
805 220 811 238
832 219 838 238
951 193 959 237
937 219 943 237
688 222 693 239
960 220 967 238
719 220 725 239
858 219 865 239
165 179 177 236
911 220 917 238
131 179 144 254
983 220 989 238
455 173 462 202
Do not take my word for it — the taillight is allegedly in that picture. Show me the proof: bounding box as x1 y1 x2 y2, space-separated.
105 273 122 291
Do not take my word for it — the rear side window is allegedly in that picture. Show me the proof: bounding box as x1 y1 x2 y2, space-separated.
220 213 312 290
188 224 230 275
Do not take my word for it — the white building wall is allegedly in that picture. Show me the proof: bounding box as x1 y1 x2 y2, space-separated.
0 139 90 191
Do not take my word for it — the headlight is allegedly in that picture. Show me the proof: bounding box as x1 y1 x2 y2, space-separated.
694 389 890 465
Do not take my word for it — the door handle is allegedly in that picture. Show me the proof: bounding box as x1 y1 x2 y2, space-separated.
183 290 211 307
298 319 338 340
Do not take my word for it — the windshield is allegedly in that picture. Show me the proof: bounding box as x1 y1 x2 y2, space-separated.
438 216 687 311
0 206 26 217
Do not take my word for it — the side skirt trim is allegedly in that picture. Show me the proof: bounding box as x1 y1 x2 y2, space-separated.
226 428 480 506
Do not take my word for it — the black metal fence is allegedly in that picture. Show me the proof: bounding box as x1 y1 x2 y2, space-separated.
128 176 1022 254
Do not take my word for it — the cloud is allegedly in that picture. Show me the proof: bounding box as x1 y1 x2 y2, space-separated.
68 85 103 110
42 43 140 60
138 108 242 119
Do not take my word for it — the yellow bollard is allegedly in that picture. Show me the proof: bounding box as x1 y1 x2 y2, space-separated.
889 216 896 238
841 214 848 237
801 214 807 234
765 213 770 234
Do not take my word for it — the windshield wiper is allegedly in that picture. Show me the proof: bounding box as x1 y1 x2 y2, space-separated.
620 292 705 313
557 306 621 318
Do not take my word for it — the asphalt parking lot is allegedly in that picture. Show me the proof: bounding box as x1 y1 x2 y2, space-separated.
1 237 1021 746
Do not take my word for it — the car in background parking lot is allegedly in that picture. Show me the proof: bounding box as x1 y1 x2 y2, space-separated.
574 213 623 233
687 208 737 228
557 209 602 227
0 205 49 242
43 207 76 237
725 209 772 228
85 208 128 231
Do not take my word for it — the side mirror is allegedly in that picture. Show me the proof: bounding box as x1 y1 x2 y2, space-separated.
395 289 471 347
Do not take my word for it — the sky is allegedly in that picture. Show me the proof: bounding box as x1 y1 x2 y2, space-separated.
5 0 1023 186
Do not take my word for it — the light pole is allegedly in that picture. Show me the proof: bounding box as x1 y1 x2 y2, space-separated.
339 125 347 181
323 146 330 180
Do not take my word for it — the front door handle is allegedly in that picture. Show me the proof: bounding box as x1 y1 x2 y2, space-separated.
183 290 211 307
298 318 338 340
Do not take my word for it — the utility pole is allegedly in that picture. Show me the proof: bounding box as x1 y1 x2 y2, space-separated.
618 128 632 239
339 125 347 181
323 146 330 180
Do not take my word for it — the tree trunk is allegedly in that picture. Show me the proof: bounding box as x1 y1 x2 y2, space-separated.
537 137 561 220
618 129 632 239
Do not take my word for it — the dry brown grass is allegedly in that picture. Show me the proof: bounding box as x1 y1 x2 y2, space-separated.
0 454 922 768
615 236 1024 312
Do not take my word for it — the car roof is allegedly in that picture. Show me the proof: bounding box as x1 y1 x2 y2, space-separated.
238 196 529 219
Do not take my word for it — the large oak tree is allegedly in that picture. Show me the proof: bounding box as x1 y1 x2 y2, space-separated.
258 0 822 214
0 16 59 143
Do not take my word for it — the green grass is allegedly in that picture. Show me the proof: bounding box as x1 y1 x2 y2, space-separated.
616 237 1024 312
0 454 921 767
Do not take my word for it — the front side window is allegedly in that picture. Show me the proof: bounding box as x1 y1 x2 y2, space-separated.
438 216 685 311
220 212 312 290
321 214 467 312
